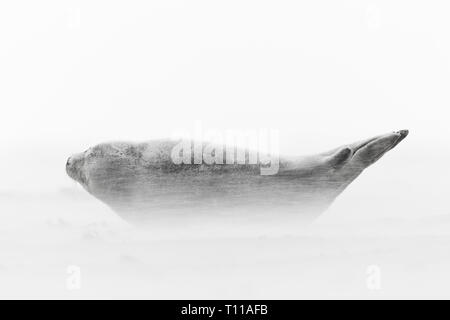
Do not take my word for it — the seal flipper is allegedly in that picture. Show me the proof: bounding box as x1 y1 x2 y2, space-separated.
310 130 410 203
351 130 409 168
327 147 352 169
321 130 409 170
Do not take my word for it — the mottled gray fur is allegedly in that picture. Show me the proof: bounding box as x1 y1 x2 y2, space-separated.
66 130 408 223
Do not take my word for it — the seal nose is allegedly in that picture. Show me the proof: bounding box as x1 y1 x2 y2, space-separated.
66 157 72 168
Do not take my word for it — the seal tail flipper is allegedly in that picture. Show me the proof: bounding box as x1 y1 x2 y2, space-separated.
326 147 352 169
321 130 409 168
319 130 409 199
350 130 409 168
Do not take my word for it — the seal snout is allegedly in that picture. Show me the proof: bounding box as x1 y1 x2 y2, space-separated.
66 153 88 186
66 156 76 180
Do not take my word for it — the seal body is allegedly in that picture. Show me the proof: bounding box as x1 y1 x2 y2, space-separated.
66 130 408 223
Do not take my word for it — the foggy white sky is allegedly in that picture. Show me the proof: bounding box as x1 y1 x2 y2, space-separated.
0 1 449 218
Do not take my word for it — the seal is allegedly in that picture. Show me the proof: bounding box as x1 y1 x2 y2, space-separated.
66 130 408 223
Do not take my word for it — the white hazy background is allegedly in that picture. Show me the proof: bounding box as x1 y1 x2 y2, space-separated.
0 1 449 299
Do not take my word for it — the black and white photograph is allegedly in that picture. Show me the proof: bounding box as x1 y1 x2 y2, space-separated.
0 1 449 302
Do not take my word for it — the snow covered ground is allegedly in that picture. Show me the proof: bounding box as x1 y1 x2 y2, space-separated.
1 183 450 299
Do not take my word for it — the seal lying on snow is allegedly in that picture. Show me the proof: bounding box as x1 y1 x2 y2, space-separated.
66 130 408 223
